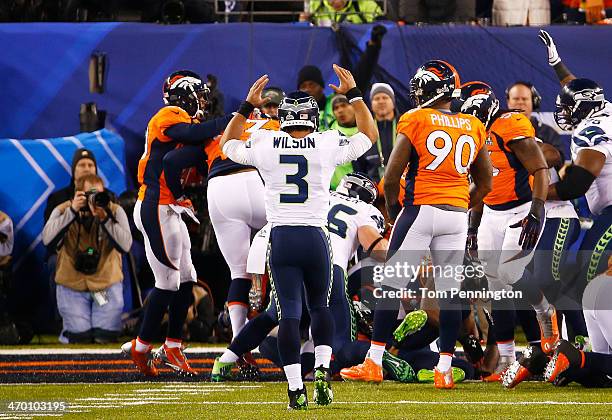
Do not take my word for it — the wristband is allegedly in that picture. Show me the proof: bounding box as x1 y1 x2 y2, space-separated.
237 101 255 118
346 87 363 102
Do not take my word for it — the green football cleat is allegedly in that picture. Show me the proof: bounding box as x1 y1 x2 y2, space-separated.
210 357 235 382
417 367 465 383
393 310 428 344
382 351 416 383
287 387 308 410
312 367 333 406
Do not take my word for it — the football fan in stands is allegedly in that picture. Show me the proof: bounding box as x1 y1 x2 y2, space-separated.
369 82 398 180
42 174 132 344
301 0 383 25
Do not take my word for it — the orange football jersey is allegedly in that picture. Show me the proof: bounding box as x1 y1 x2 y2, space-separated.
397 108 487 209
205 116 279 178
138 106 191 204
483 112 535 209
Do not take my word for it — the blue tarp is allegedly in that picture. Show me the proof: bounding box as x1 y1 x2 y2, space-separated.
1 22 610 186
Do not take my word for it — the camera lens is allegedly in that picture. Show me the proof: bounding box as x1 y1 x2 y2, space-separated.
92 191 110 208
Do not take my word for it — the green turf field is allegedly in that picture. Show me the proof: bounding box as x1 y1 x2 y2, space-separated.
1 381 611 419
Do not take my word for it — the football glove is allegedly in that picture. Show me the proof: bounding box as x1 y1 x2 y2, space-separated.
508 199 545 261
538 30 561 66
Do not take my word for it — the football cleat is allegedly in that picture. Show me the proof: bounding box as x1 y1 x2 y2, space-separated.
382 351 416 383
418 367 465 384
121 340 158 377
211 357 235 382
545 339 583 386
537 305 560 354
340 357 383 383
482 355 514 382
237 352 260 380
393 309 428 344
501 345 549 389
433 367 456 389
313 367 333 406
154 344 198 376
287 387 308 410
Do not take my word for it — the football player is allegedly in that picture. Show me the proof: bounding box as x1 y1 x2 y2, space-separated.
220 66 378 409
452 81 557 382
122 70 238 376
211 173 394 380
539 30 612 366
340 60 493 389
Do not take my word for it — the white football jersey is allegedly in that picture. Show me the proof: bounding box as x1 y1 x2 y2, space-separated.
327 192 384 269
570 101 612 215
223 128 372 226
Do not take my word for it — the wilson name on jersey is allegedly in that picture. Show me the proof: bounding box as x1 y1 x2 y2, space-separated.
397 108 486 209
327 192 384 269
138 106 191 204
205 117 279 179
222 129 372 227
571 101 612 215
484 112 535 210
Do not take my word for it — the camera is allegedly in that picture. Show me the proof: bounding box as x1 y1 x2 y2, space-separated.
74 246 101 275
83 189 111 209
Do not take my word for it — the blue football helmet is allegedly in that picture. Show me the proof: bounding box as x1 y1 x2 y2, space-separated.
554 78 605 131
337 172 378 204
410 60 460 108
163 70 209 118
278 91 319 131
452 81 499 128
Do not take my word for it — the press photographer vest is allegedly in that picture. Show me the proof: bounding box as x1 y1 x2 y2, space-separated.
54 201 123 292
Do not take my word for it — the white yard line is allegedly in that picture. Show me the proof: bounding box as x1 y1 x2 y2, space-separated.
0 347 231 355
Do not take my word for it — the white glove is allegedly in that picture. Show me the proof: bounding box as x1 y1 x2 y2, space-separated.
538 30 561 66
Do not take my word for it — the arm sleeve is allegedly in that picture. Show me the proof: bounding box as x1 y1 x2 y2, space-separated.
222 138 255 166
42 206 77 247
162 145 207 199
164 114 233 145
334 131 373 165
101 206 133 253
0 218 13 257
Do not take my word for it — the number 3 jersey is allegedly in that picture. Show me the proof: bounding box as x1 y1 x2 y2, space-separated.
222 129 372 227
327 192 384 269
397 108 487 209
571 101 612 215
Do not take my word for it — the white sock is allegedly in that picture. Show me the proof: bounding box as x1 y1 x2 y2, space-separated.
219 349 239 364
135 337 150 353
436 353 452 372
497 341 516 359
164 338 182 348
314 345 332 369
228 304 248 339
283 363 303 391
368 342 385 366
300 340 314 355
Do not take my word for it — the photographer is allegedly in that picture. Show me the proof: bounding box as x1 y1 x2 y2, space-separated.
42 174 132 344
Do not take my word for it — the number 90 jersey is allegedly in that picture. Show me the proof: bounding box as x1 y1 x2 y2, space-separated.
222 129 372 227
397 108 487 209
327 192 384 269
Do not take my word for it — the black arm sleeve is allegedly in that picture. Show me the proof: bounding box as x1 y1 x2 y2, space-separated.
555 165 597 200
353 42 381 94
163 146 207 200
164 114 233 145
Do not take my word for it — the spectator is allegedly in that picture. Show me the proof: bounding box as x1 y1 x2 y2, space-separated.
260 86 285 118
0 210 13 266
42 174 132 344
302 0 383 25
506 81 565 166
369 82 397 179
491 0 550 25
297 65 335 131
563 0 612 23
329 95 381 187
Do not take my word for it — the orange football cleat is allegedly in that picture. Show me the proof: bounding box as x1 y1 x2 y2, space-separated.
537 305 559 354
434 367 455 389
340 358 383 383
155 344 198 376
121 340 158 377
